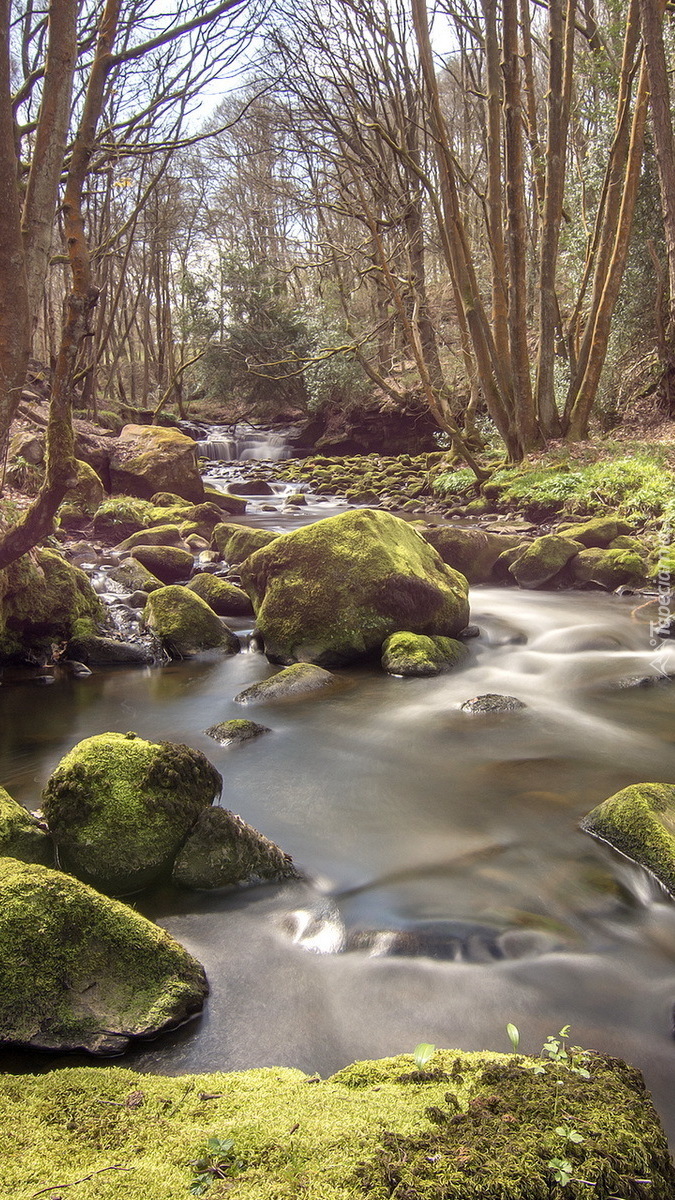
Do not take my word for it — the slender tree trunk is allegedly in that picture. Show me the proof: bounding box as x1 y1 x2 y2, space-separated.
638 0 675 335
482 0 510 369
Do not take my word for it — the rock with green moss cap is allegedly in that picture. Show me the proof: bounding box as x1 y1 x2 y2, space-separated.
571 547 647 589
0 856 207 1052
381 632 469 677
130 544 194 584
150 491 192 508
235 663 337 703
108 556 163 593
64 633 153 666
42 731 222 894
240 508 469 666
187 573 254 616
420 526 525 584
581 782 675 894
212 522 280 564
0 787 53 865
144 585 240 657
117 524 187 551
559 515 634 547
509 534 582 589
109 424 204 503
57 460 106 526
92 495 157 541
0 548 103 661
172 806 299 889
205 719 271 744
2 1048 673 1196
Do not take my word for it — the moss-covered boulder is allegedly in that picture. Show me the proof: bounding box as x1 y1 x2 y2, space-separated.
581 782 675 895
130 544 194 584
212 522 280 564
559 516 634 547
108 556 163 593
571 547 647 589
0 787 53 865
509 534 582 589
187 573 254 616
205 719 271 744
0 548 103 661
421 526 524 584
64 633 153 666
143 585 240 658
57 460 106 525
235 663 337 703
239 509 470 666
150 491 192 508
92 495 157 542
109 424 204 503
0 857 207 1053
117 524 187 551
42 732 222 894
2 1049 673 1197
172 806 300 889
381 632 469 677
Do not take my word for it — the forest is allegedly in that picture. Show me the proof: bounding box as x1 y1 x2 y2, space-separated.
4 1 675 1198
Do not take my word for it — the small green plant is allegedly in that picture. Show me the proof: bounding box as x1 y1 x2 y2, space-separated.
413 1043 436 1070
547 1156 574 1186
188 1136 245 1195
506 1023 520 1053
540 1025 591 1079
555 1124 584 1145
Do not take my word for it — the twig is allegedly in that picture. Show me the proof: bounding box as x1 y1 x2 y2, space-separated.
31 1165 135 1196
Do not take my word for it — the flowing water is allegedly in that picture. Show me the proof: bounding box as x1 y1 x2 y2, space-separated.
4 476 675 1141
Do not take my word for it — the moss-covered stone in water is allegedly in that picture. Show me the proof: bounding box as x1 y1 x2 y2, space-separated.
187 573 254 616
107 556 163 593
581 782 675 895
420 526 525 584
92 495 157 541
109 424 205 503
172 806 300 889
116 524 186 551
42 732 222 894
559 515 634 547
212 522 280 564
381 632 469 676
204 719 271 744
240 508 469 666
0 548 103 661
130 544 194 583
0 857 207 1053
571 547 647 589
0 786 53 865
0 1049 672 1199
144 584 240 657
509 534 582 589
235 663 337 703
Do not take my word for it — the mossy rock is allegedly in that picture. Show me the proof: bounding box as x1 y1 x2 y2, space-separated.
64 634 153 666
108 557 163 593
581 782 675 894
381 632 469 677
57 460 106 523
226 478 274 495
284 492 307 506
144 585 240 658
172 806 300 889
109 424 204 503
509 535 582 589
0 857 207 1053
187 573 254 616
117 524 187 551
150 491 192 508
559 516 634 547
0 787 53 865
235 663 337 703
92 496 157 541
130 544 194 584
1 1050 673 1198
240 509 470 666
42 732 222 894
421 526 525 584
571 547 647 589
0 548 103 661
206 489 248 514
212 522 280 564
204 719 271 744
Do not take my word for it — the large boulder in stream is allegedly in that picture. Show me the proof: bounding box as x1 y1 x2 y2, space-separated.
0 856 207 1053
581 783 675 895
420 525 525 584
239 508 470 666
0 547 103 661
109 424 205 503
143 585 240 657
42 732 222 894
172 807 300 889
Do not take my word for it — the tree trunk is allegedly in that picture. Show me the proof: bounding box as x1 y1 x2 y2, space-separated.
638 0 675 336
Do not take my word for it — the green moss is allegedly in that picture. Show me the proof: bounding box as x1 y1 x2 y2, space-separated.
240 509 469 666
0 1049 672 1199
571 547 647 588
107 557 163 593
234 663 337 703
581 782 675 895
421 526 525 584
204 719 271 744
92 496 158 541
0 857 207 1053
558 516 634 547
187 573 254 616
117 524 186 550
42 732 222 894
130 544 194 583
172 806 299 889
144 585 241 657
0 786 53 865
0 548 103 660
381 632 469 677
212 523 280 564
509 535 582 589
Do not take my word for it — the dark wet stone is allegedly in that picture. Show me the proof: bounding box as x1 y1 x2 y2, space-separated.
205 719 272 744
460 694 527 714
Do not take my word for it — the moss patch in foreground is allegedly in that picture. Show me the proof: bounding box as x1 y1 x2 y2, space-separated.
1 1049 673 1199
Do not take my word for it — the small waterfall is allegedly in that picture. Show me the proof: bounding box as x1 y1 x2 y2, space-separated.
196 436 237 461
194 423 291 462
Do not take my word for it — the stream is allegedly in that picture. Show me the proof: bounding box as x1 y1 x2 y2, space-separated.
4 467 675 1142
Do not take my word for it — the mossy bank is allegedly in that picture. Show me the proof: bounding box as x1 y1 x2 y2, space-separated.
2 1049 673 1199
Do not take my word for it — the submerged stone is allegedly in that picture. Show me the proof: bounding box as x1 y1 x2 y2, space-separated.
204 719 271 744
461 693 527 714
239 508 469 666
42 732 222 894
172 806 300 889
581 782 675 895
0 857 207 1053
235 663 337 703
381 632 469 677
